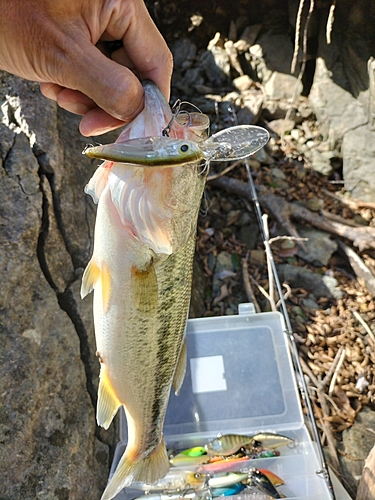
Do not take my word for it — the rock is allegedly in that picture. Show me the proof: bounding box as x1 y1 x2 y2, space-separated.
171 38 197 70
357 443 375 500
237 90 263 124
308 55 375 199
264 72 303 100
214 251 235 274
276 264 343 300
0 74 109 499
232 75 253 91
239 223 259 250
309 58 368 143
295 225 338 266
268 118 296 135
303 146 333 176
342 125 375 202
235 24 263 52
199 33 231 87
301 297 320 311
270 167 287 180
338 406 375 498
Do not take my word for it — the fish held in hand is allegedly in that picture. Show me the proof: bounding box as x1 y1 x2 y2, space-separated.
81 80 210 500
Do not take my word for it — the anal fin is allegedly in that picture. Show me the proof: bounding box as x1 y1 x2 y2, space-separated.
97 369 122 430
172 338 187 395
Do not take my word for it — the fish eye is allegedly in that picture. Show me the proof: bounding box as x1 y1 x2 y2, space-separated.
180 144 189 153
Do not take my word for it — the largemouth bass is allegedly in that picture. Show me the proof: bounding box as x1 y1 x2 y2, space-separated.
81 81 210 500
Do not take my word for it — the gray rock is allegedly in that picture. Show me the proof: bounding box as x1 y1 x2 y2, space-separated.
338 406 375 498
301 297 320 311
0 74 109 499
276 264 343 300
239 223 259 250
214 251 235 274
303 146 333 176
232 75 253 91
171 38 197 70
309 58 368 144
268 118 296 136
264 72 303 100
295 225 338 266
342 125 375 202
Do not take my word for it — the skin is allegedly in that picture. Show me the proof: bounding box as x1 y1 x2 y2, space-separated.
0 0 173 136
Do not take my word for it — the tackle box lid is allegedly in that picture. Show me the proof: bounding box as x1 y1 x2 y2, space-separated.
120 303 304 442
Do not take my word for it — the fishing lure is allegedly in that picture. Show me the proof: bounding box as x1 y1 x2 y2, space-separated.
211 482 246 497
247 469 283 499
170 454 210 468
205 434 257 457
251 432 295 450
83 125 269 167
180 446 207 457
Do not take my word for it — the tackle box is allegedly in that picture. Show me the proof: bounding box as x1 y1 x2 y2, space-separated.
110 304 351 500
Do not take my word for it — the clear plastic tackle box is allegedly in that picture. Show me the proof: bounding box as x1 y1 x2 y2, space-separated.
110 304 349 500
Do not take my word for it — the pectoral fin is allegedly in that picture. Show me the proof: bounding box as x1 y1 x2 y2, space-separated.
97 368 122 429
81 259 111 313
172 338 187 395
131 262 158 313
81 259 101 298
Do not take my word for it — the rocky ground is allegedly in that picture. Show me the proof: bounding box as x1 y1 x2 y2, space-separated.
163 16 375 500
2 2 375 500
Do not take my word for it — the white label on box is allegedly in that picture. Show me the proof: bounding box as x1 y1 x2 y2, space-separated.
190 355 227 394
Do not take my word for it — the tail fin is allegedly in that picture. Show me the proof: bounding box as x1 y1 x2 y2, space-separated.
101 439 170 500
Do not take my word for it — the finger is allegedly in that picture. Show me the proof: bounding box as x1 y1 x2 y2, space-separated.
41 83 97 115
56 88 96 115
120 1 173 101
40 82 65 101
79 107 128 137
65 42 145 124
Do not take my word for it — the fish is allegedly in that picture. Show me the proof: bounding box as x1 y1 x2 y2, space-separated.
81 80 211 500
205 434 257 457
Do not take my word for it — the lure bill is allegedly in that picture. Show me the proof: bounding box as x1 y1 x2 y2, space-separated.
83 125 269 167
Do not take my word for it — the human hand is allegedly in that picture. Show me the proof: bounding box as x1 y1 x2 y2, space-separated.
0 0 173 136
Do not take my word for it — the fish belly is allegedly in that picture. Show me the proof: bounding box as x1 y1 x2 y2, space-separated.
85 166 205 500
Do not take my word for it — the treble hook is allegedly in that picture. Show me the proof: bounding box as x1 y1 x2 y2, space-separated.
162 99 182 137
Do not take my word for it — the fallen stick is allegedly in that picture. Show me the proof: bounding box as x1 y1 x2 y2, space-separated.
209 176 375 252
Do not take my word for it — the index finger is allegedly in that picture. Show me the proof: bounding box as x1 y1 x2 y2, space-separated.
120 1 173 101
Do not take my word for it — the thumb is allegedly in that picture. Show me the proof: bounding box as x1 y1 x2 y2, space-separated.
67 43 145 123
